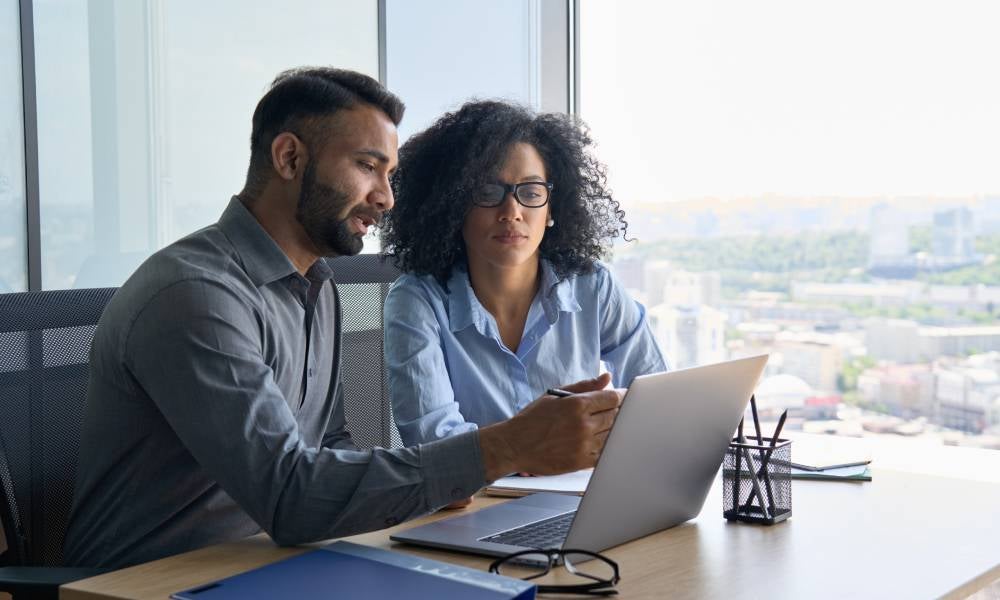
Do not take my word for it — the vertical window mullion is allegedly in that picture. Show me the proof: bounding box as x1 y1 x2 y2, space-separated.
19 0 41 292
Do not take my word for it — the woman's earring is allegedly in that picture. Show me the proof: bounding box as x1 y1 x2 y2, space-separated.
546 218 555 227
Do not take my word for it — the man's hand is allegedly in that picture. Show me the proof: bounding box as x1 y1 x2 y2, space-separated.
478 373 623 481
441 496 474 510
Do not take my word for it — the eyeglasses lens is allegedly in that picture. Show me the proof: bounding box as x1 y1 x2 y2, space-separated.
494 551 615 586
563 551 616 583
515 183 549 207
474 183 549 207
476 184 506 206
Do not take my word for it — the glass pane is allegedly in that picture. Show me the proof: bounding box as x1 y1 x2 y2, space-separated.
582 1 1000 450
0 1 28 293
385 0 541 141
33 0 379 289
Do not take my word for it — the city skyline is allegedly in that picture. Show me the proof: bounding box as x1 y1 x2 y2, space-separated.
611 193 1000 244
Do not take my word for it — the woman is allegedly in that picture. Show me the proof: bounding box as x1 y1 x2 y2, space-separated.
381 100 666 447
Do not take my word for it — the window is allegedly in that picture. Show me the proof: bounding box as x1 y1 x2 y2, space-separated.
0 1 27 293
582 1 1000 450
8 0 572 288
385 0 547 141
32 0 379 289
376 0 567 249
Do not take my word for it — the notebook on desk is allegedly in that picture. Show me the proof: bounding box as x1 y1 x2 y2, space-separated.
791 464 872 481
485 469 591 497
789 435 872 471
392 355 769 559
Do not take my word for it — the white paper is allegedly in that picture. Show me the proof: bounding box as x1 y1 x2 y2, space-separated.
487 469 593 495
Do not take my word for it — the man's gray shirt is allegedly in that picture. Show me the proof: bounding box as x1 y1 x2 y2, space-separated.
63 198 485 568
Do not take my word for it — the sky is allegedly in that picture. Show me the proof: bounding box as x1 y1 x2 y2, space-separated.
580 0 1000 203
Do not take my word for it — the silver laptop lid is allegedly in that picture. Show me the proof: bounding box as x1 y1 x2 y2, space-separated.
563 354 768 551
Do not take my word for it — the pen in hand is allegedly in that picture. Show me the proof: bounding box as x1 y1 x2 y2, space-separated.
534 387 594 478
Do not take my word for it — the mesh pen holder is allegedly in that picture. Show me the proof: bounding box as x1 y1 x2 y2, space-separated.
723 437 792 525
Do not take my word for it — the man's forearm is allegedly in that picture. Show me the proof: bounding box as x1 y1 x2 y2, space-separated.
478 421 518 481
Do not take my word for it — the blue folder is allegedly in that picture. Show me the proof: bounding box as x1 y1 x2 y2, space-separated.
171 541 536 600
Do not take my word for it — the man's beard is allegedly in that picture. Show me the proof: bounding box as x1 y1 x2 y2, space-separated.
296 162 365 257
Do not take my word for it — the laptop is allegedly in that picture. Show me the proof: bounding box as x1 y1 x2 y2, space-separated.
390 354 768 557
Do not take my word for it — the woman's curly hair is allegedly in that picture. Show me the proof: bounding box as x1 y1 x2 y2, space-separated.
381 100 627 286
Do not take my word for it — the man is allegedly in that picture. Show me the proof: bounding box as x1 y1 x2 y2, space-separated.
63 67 621 569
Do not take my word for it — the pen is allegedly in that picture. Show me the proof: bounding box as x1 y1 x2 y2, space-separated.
737 422 770 519
749 393 771 514
759 409 789 477
760 410 788 514
750 394 764 446
546 388 573 397
744 409 789 515
770 410 788 449
733 417 744 515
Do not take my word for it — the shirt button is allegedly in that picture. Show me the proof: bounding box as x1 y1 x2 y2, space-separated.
450 487 465 499
307 367 314 377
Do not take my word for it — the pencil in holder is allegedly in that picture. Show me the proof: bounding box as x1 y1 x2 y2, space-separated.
722 437 792 525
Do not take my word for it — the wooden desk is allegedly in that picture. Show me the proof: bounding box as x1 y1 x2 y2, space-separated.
62 468 1000 599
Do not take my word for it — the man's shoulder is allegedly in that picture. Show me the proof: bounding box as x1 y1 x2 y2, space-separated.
153 224 246 280
105 226 256 329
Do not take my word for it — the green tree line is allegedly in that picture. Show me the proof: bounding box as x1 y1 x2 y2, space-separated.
636 231 870 273
629 230 1000 288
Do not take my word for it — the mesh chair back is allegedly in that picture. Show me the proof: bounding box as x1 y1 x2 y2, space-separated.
0 288 116 567
327 255 402 449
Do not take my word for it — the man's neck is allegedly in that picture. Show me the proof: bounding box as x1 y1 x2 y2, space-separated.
239 191 323 276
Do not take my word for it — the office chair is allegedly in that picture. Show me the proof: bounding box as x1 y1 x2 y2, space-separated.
0 288 117 600
327 254 404 449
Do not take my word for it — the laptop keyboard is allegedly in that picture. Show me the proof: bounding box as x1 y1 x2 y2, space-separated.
480 511 576 549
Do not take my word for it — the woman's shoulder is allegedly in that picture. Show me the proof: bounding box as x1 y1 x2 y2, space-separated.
391 271 439 293
391 270 432 287
541 260 621 313
554 259 614 289
387 270 457 305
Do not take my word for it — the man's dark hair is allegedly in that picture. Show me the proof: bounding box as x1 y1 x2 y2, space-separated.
381 100 627 286
243 67 405 195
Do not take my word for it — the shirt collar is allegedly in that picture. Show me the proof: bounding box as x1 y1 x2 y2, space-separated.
217 196 302 287
537 259 582 321
446 259 582 334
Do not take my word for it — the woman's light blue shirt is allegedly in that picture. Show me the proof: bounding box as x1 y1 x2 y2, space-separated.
384 260 668 446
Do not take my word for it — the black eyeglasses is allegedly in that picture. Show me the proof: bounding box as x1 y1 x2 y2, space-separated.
473 181 554 208
488 548 620 596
